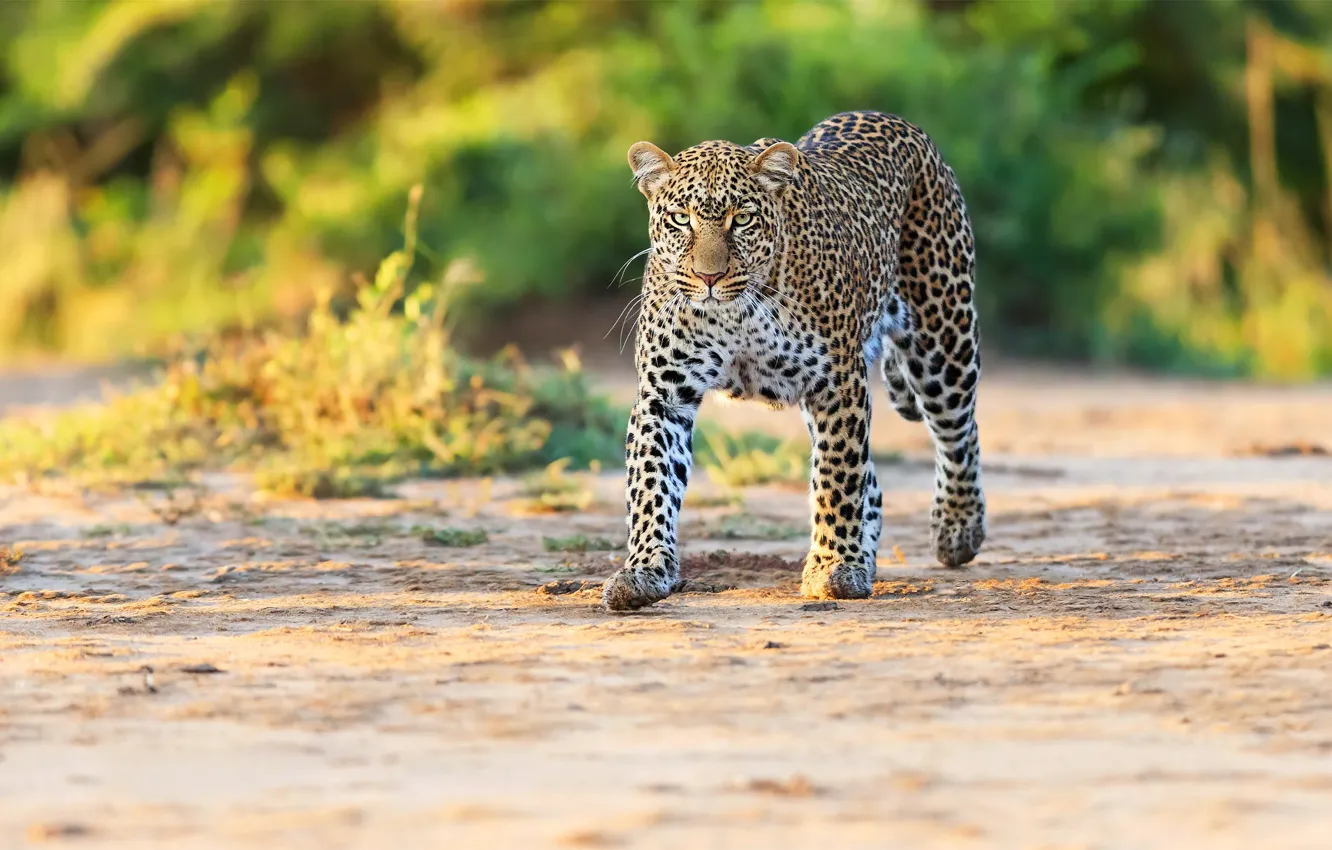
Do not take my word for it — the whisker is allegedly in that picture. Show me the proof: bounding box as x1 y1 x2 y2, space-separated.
752 284 801 326
622 293 658 353
623 299 650 354
752 287 797 330
624 293 667 353
753 281 801 311
615 270 676 289
662 294 684 349
627 293 682 354
604 292 647 341
609 246 653 290
740 290 759 320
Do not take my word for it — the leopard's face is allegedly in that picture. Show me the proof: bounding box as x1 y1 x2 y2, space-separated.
628 139 798 306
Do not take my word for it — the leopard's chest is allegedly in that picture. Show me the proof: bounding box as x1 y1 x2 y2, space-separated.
714 337 826 408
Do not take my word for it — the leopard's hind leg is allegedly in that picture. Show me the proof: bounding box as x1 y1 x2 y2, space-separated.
892 149 986 568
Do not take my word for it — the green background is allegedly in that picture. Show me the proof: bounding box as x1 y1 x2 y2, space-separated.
3 0 1331 378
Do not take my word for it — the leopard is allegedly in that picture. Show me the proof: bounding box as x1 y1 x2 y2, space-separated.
602 110 985 612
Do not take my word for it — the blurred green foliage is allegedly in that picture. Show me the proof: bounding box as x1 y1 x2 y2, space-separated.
694 423 810 489
3 0 1332 377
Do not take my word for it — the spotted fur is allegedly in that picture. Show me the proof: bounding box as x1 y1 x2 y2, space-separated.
602 111 985 611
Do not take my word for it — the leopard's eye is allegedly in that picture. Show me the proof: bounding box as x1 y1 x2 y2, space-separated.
732 211 754 229
668 211 691 228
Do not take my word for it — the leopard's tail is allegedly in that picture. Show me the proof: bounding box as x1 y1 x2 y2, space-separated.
880 350 924 422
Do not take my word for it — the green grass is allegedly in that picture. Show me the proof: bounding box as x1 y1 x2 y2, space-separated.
296 521 399 547
0 189 624 495
693 425 808 489
516 458 600 513
415 526 488 547
684 491 746 509
252 469 391 500
692 428 907 491
698 514 804 541
542 534 620 553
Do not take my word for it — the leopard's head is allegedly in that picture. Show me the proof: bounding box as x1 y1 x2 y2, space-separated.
627 138 798 305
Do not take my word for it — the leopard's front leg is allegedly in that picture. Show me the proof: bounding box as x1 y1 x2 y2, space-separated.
799 365 875 600
602 394 700 611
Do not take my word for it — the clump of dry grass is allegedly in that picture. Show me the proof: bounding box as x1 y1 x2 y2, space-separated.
0 189 624 494
694 425 808 489
514 458 601 513
0 545 24 575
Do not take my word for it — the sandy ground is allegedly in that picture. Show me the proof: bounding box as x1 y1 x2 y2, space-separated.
3 364 1332 849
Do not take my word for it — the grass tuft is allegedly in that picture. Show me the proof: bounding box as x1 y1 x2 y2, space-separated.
542 534 619 553
516 458 600 514
0 189 623 494
698 514 804 541
694 425 808 489
415 526 488 547
253 469 391 501
0 545 23 574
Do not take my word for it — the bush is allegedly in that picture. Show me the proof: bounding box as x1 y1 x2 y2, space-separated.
0 189 624 490
2 0 1332 376
694 425 808 490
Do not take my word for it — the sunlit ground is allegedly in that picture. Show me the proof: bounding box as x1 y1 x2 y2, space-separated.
2 364 1331 848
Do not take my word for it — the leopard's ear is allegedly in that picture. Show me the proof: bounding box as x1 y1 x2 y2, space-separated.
750 141 799 193
627 141 677 199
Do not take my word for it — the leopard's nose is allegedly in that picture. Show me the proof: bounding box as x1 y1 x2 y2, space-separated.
695 271 724 287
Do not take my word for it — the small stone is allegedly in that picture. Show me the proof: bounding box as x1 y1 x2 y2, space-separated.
180 663 224 674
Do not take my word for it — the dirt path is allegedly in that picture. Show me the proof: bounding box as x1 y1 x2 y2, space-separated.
2 369 1332 848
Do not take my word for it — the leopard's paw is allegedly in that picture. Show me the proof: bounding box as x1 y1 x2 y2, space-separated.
800 551 873 600
602 550 678 611
931 501 985 568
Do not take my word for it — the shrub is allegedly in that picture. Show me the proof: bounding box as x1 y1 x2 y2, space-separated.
0 189 624 491
694 425 809 489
